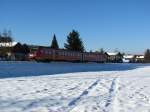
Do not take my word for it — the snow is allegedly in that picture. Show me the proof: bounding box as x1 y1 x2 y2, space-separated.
0 42 17 47
107 52 118 56
123 55 134 59
136 55 144 59
0 62 150 112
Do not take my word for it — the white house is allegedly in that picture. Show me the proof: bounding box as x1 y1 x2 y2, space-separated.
135 55 144 62
123 55 134 63
106 52 123 62
0 42 17 47
107 52 118 60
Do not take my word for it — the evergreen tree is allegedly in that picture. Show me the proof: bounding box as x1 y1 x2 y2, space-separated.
96 48 105 54
144 49 150 63
100 48 104 54
117 52 123 58
116 52 123 62
50 34 59 49
64 30 84 52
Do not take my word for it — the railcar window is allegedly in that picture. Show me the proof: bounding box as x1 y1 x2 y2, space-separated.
44 50 46 54
46 51 48 55
44 50 47 54
40 50 43 54
68 52 70 56
61 52 63 56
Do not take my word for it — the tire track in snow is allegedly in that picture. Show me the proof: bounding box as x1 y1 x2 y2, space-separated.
105 78 117 107
68 79 100 107
68 72 119 112
102 76 118 112
103 75 150 112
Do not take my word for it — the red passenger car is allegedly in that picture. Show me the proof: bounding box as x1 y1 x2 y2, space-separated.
30 47 107 63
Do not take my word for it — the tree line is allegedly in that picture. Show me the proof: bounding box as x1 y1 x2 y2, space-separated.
1 29 150 63
50 30 85 52
50 30 150 63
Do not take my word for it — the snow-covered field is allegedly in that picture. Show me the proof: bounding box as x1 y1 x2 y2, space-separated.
0 62 150 112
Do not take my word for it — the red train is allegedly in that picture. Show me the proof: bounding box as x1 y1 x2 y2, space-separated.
29 47 107 63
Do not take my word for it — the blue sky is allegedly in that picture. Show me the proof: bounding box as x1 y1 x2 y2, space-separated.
0 0 150 54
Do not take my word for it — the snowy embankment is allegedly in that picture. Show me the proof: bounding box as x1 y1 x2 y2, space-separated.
0 62 150 112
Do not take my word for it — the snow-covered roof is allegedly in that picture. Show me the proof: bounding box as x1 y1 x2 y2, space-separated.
0 42 17 47
123 55 134 59
12 42 17 46
136 55 144 59
107 52 118 56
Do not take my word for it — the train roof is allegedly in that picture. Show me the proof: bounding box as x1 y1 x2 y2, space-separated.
38 47 105 55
